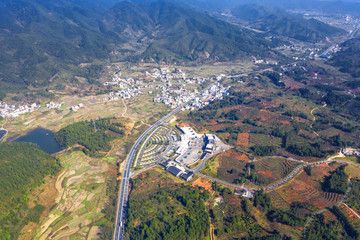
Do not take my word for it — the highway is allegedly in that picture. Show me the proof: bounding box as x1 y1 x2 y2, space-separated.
113 79 221 239
113 103 188 240
113 61 304 239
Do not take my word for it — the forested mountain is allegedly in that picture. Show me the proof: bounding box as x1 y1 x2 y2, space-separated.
131 0 360 16
0 142 60 239
0 0 114 97
237 0 360 17
0 0 280 98
328 37 360 77
231 4 345 42
103 1 278 62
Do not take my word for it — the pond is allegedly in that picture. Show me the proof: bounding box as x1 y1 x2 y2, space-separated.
13 128 62 154
0 129 7 141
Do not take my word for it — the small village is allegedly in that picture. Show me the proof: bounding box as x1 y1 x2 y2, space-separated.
0 67 231 119
0 102 39 118
101 67 231 109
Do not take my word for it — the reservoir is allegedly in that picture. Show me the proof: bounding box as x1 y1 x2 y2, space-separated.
13 128 62 154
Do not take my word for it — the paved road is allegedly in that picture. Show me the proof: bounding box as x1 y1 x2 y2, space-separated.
114 79 223 239
197 152 358 193
113 62 348 238
113 104 186 240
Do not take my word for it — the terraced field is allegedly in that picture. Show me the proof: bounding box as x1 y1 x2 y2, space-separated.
339 204 360 231
275 171 344 209
267 191 290 210
33 151 114 240
255 157 301 186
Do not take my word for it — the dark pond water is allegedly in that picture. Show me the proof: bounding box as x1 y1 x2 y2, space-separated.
14 128 62 154
0 130 7 140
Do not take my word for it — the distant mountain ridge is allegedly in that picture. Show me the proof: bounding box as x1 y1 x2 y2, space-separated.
231 4 346 43
103 0 279 62
0 0 282 99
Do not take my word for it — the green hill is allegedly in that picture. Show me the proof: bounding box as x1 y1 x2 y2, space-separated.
231 4 346 43
0 142 60 239
328 37 360 78
0 0 115 98
104 1 279 63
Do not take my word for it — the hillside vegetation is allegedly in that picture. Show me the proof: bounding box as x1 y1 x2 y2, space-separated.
125 170 210 240
0 0 279 99
0 142 60 240
104 1 278 62
54 118 125 156
231 4 345 42
328 37 360 77
0 0 114 98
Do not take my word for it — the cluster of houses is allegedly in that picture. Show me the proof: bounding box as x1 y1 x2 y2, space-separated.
70 103 84 112
251 56 278 65
192 82 231 109
342 147 360 157
0 102 39 118
153 85 197 108
149 68 186 80
184 77 208 85
160 160 194 181
103 88 143 101
46 102 62 109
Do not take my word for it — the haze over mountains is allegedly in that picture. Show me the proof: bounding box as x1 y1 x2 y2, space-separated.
0 0 357 99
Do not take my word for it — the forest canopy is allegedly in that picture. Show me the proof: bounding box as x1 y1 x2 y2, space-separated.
0 142 60 240
55 118 125 156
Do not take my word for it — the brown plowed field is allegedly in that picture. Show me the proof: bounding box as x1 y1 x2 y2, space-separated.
192 178 213 192
220 149 250 162
237 133 249 146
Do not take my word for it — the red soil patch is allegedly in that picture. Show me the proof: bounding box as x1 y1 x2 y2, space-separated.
221 149 251 162
283 77 305 90
192 178 213 192
237 133 250 147
221 105 242 114
281 121 291 125
323 211 338 223
177 123 190 128
207 120 218 126
258 170 276 179
223 132 231 140
311 163 340 181
262 102 280 108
